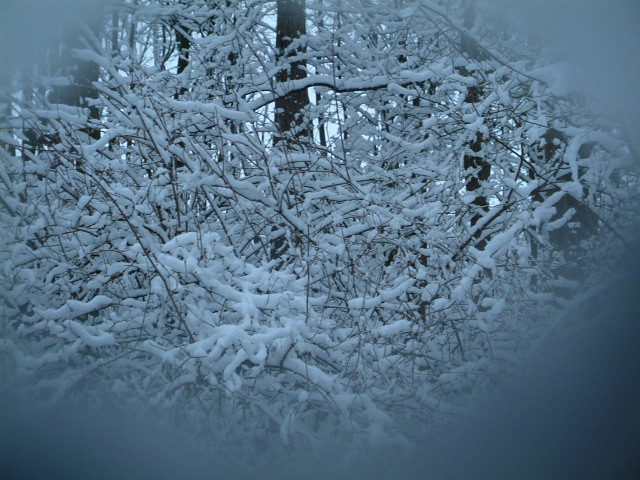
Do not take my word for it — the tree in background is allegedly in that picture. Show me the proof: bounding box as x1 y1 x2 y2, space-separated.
0 0 637 458
275 0 310 143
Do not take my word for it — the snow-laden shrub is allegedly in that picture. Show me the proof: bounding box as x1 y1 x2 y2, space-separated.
1 0 637 453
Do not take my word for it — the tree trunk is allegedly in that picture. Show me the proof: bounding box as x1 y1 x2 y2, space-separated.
275 0 310 145
174 26 189 98
270 0 310 265
49 20 100 142
533 130 598 298
460 2 490 248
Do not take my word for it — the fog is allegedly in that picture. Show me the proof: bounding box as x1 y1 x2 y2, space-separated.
0 1 102 80
496 0 640 160
2 1 639 479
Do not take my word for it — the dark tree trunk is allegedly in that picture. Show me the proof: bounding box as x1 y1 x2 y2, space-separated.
175 26 190 98
270 0 310 264
275 0 309 145
460 2 490 248
49 20 100 142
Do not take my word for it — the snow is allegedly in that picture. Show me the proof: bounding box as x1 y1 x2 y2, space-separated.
375 319 412 337
531 62 579 97
66 319 116 348
1 0 634 465
39 296 114 321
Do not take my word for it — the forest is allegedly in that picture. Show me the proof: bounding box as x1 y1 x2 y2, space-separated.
1 0 639 477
